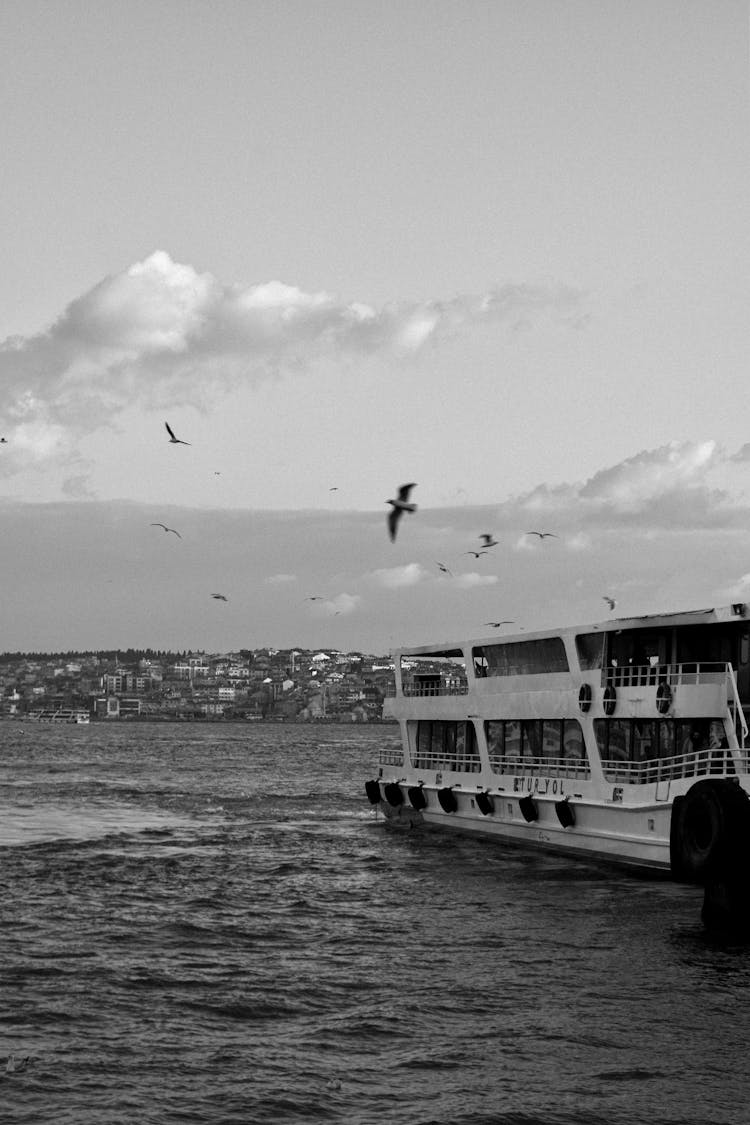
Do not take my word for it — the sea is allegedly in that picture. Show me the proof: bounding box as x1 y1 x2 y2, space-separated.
1 721 749 1125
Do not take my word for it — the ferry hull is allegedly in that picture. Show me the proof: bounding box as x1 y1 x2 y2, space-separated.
375 794 672 873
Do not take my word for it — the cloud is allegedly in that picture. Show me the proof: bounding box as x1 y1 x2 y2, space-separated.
369 563 429 588
0 250 582 472
309 592 362 616
512 440 737 530
453 572 499 589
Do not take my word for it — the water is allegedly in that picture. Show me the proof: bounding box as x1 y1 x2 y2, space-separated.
1 722 749 1125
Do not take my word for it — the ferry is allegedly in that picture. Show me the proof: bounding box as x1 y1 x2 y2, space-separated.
26 709 91 724
365 604 750 924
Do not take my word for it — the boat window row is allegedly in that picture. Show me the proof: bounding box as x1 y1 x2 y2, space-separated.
412 720 482 772
473 637 569 678
485 718 590 777
594 717 734 784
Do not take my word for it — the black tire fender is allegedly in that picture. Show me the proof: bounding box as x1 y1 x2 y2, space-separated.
670 779 750 883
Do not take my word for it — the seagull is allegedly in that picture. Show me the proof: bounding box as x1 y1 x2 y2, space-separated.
165 421 190 445
464 549 488 558
0 437 7 444
436 562 453 576
485 621 514 628
305 596 324 601
211 593 228 601
479 533 498 548
329 486 339 491
5 1055 31 1073
386 483 417 541
150 523 182 538
526 530 558 539
603 596 617 611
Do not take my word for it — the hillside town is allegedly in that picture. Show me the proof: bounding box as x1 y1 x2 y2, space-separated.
0 647 398 723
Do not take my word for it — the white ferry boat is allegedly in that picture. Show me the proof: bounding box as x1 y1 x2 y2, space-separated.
26 709 91 724
366 604 750 920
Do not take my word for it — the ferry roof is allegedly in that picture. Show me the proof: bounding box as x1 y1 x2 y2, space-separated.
391 603 748 659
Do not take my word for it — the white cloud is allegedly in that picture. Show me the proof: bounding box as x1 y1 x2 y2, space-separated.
453 572 499 589
0 250 582 473
369 563 429 588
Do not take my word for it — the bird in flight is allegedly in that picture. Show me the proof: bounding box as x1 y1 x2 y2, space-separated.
211 593 228 601
525 530 558 539
485 621 514 628
603 596 617 611
479 533 498 548
150 523 182 538
464 549 488 558
436 562 452 576
0 437 7 444
329 486 339 491
305 596 324 601
386 483 417 541
165 421 190 445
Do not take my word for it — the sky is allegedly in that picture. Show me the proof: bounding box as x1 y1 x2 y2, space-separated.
1 0 749 654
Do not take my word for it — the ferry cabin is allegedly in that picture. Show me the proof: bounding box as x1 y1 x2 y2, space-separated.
372 604 750 874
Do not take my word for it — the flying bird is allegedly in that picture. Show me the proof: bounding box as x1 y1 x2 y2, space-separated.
329 486 339 491
165 421 190 445
464 549 488 558
436 562 453 576
603 596 617 611
479 533 498 548
386 483 417 541
150 522 182 538
525 531 558 539
305 596 324 601
0 437 7 444
211 593 228 602
485 621 514 628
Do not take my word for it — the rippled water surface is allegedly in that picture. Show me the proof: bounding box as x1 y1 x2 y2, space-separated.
2 721 749 1124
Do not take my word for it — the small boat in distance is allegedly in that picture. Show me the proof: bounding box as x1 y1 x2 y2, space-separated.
26 709 90 724
365 603 750 930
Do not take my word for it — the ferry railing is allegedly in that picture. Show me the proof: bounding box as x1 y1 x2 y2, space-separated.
385 681 469 697
487 754 591 779
602 661 728 688
601 747 737 785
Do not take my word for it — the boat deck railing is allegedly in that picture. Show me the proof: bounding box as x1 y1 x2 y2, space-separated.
602 747 744 784
385 681 469 697
602 661 728 688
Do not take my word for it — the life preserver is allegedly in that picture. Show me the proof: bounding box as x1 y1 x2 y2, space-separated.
518 795 538 822
603 685 617 716
438 787 458 814
656 681 673 714
578 683 592 713
555 799 575 828
408 785 427 810
475 791 494 816
670 779 750 883
364 779 382 805
383 782 404 807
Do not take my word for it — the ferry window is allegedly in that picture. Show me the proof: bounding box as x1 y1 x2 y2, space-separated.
742 633 750 665
657 720 675 761
542 719 563 759
563 719 585 761
576 632 605 670
417 721 432 765
472 637 568 676
486 720 504 770
444 721 457 762
608 720 631 762
430 721 446 758
633 721 655 762
522 719 543 760
504 720 522 766
474 653 488 678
